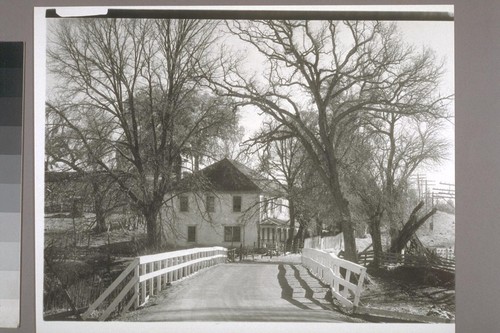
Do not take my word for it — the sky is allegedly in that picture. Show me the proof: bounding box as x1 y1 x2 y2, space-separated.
388 21 454 186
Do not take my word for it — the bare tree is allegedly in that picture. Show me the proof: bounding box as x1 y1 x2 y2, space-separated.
254 120 308 251
46 103 130 233
344 159 385 266
207 20 451 262
344 113 449 265
47 18 237 248
182 93 243 170
350 87 450 249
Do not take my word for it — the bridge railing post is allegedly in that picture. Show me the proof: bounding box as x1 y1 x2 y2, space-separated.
140 264 146 305
148 262 154 296
134 264 140 309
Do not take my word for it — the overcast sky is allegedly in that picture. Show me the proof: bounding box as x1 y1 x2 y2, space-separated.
392 21 454 186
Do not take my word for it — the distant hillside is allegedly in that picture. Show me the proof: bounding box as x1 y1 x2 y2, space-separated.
416 211 455 248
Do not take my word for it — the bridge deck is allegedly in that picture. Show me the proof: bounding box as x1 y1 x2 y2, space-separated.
119 260 364 322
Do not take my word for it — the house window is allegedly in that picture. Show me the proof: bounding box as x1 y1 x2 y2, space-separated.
180 196 189 212
187 226 196 242
206 195 215 212
224 226 241 242
233 196 242 212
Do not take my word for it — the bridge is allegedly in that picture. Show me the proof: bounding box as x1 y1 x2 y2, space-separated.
80 247 367 322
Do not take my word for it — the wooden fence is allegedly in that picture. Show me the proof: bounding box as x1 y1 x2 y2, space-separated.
81 246 228 321
434 247 455 260
359 250 455 272
302 248 366 308
303 233 344 253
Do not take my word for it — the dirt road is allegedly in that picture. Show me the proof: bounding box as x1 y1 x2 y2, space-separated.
120 260 364 322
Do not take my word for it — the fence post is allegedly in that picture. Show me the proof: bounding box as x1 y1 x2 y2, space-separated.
353 268 366 307
140 264 146 305
333 264 340 292
134 264 140 309
156 261 162 294
162 259 167 288
149 262 154 296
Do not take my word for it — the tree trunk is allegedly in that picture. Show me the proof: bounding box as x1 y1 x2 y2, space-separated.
331 184 358 263
294 223 304 252
389 201 437 253
287 199 296 252
326 159 358 263
315 216 322 236
340 214 358 263
387 201 400 247
143 206 162 250
194 155 200 172
92 182 107 233
369 211 383 268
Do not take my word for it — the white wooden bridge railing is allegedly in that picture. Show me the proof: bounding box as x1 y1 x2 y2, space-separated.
302 248 367 308
81 246 228 321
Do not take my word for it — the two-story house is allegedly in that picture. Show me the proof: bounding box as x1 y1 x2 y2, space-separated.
164 158 290 249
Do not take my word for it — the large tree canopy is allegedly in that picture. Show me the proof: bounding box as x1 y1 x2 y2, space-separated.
46 18 238 248
207 20 451 262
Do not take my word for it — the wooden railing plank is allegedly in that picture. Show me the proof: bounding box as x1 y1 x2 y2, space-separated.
148 262 154 297
331 289 353 308
331 274 357 292
305 256 358 292
139 254 226 282
133 264 139 309
81 258 139 320
302 248 366 307
99 276 139 321
139 247 226 264
122 289 138 314
354 268 366 306
140 264 146 305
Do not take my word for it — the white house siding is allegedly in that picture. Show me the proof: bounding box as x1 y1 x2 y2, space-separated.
164 191 261 248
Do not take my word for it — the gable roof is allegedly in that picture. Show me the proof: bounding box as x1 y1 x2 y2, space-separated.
198 158 267 192
177 158 280 194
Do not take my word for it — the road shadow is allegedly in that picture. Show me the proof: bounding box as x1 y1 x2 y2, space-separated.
277 264 311 310
289 265 332 310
